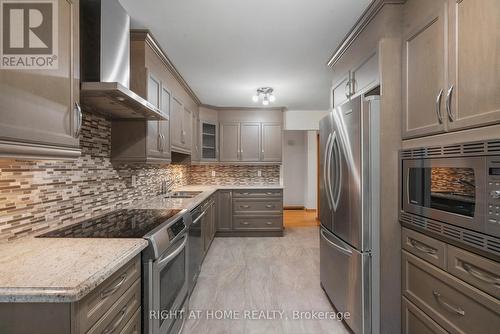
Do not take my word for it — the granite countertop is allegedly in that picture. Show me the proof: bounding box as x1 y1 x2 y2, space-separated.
0 238 147 303
132 184 284 211
0 184 281 303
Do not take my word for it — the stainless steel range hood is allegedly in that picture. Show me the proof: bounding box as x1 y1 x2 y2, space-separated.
80 0 165 120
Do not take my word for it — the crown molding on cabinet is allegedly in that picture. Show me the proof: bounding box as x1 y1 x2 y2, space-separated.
326 0 406 67
200 104 286 112
130 29 202 106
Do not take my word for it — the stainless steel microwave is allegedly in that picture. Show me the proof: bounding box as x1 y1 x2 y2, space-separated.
400 141 500 241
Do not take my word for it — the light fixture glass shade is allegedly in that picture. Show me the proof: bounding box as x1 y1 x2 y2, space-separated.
252 95 259 102
262 99 269 106
269 95 276 102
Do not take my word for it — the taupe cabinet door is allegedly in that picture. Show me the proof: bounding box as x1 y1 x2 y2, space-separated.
146 74 162 158
261 123 282 162
170 97 184 149
402 0 447 139
447 0 500 131
331 72 351 108
240 123 261 161
159 86 171 159
220 123 240 161
0 0 80 159
217 190 232 231
183 107 192 149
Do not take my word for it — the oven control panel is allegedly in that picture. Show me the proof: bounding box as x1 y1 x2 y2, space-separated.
168 218 186 240
487 157 500 225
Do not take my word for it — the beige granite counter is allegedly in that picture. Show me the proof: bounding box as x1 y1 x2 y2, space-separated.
0 238 147 303
132 184 284 211
0 184 280 303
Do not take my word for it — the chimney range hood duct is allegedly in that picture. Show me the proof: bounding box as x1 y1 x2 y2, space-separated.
80 0 165 120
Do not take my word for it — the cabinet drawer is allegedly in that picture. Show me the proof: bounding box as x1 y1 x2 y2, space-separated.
119 307 141 334
76 256 140 333
402 228 446 269
233 216 283 231
447 245 500 299
402 250 500 334
87 279 141 334
232 189 282 198
233 199 282 213
402 297 447 334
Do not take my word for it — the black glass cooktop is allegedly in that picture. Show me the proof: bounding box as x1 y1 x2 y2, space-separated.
38 209 182 239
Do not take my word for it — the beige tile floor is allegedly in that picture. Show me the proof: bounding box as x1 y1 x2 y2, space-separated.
182 227 350 334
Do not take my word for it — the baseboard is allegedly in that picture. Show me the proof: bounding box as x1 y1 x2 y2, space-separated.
305 208 317 212
283 205 305 210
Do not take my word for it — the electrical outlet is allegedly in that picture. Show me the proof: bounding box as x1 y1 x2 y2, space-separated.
179 172 183 178
131 175 137 187
211 170 216 177
257 170 262 177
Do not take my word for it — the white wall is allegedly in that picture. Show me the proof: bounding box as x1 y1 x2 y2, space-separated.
282 131 307 206
305 131 318 210
284 110 329 130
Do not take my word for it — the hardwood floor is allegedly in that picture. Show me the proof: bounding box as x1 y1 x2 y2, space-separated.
284 209 319 228
182 227 349 334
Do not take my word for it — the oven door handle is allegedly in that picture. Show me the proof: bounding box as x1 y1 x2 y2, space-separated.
157 235 188 269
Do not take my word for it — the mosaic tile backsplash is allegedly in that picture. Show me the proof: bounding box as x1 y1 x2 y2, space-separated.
189 164 281 186
0 112 281 241
0 113 188 241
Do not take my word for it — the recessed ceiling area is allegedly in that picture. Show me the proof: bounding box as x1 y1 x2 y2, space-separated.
119 0 371 110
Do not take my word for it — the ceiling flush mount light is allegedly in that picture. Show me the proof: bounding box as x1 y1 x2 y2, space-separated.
252 87 275 106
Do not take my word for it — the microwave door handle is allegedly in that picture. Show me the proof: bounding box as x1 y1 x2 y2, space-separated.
157 235 187 269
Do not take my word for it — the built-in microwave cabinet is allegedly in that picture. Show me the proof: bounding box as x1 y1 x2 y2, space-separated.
402 0 500 139
112 34 171 163
0 0 81 159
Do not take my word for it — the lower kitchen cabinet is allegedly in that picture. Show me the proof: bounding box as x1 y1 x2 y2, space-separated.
401 228 500 333
216 190 233 231
0 256 141 334
216 189 283 237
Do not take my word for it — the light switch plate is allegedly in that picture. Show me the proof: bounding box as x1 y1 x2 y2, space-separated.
257 170 262 177
131 175 137 187
211 170 216 177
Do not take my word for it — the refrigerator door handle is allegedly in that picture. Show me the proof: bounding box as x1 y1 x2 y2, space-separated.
330 132 342 211
324 133 334 210
321 229 352 255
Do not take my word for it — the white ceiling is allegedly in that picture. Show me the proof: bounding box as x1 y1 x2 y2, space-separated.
120 0 371 110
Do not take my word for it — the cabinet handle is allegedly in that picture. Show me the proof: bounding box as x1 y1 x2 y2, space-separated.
241 205 250 209
445 85 454 122
266 205 274 208
242 222 249 225
461 261 500 286
432 290 465 316
266 192 274 195
344 80 351 98
266 222 273 225
435 89 444 124
408 238 437 255
74 102 82 138
100 274 127 299
103 305 129 334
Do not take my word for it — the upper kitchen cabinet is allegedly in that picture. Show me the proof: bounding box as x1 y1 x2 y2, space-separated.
0 0 81 159
111 31 172 163
170 98 192 155
191 109 201 162
402 0 447 138
220 123 240 162
446 0 500 131
261 123 282 162
402 0 500 139
240 123 261 161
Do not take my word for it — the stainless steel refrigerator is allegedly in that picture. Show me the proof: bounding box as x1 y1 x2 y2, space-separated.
319 95 380 334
